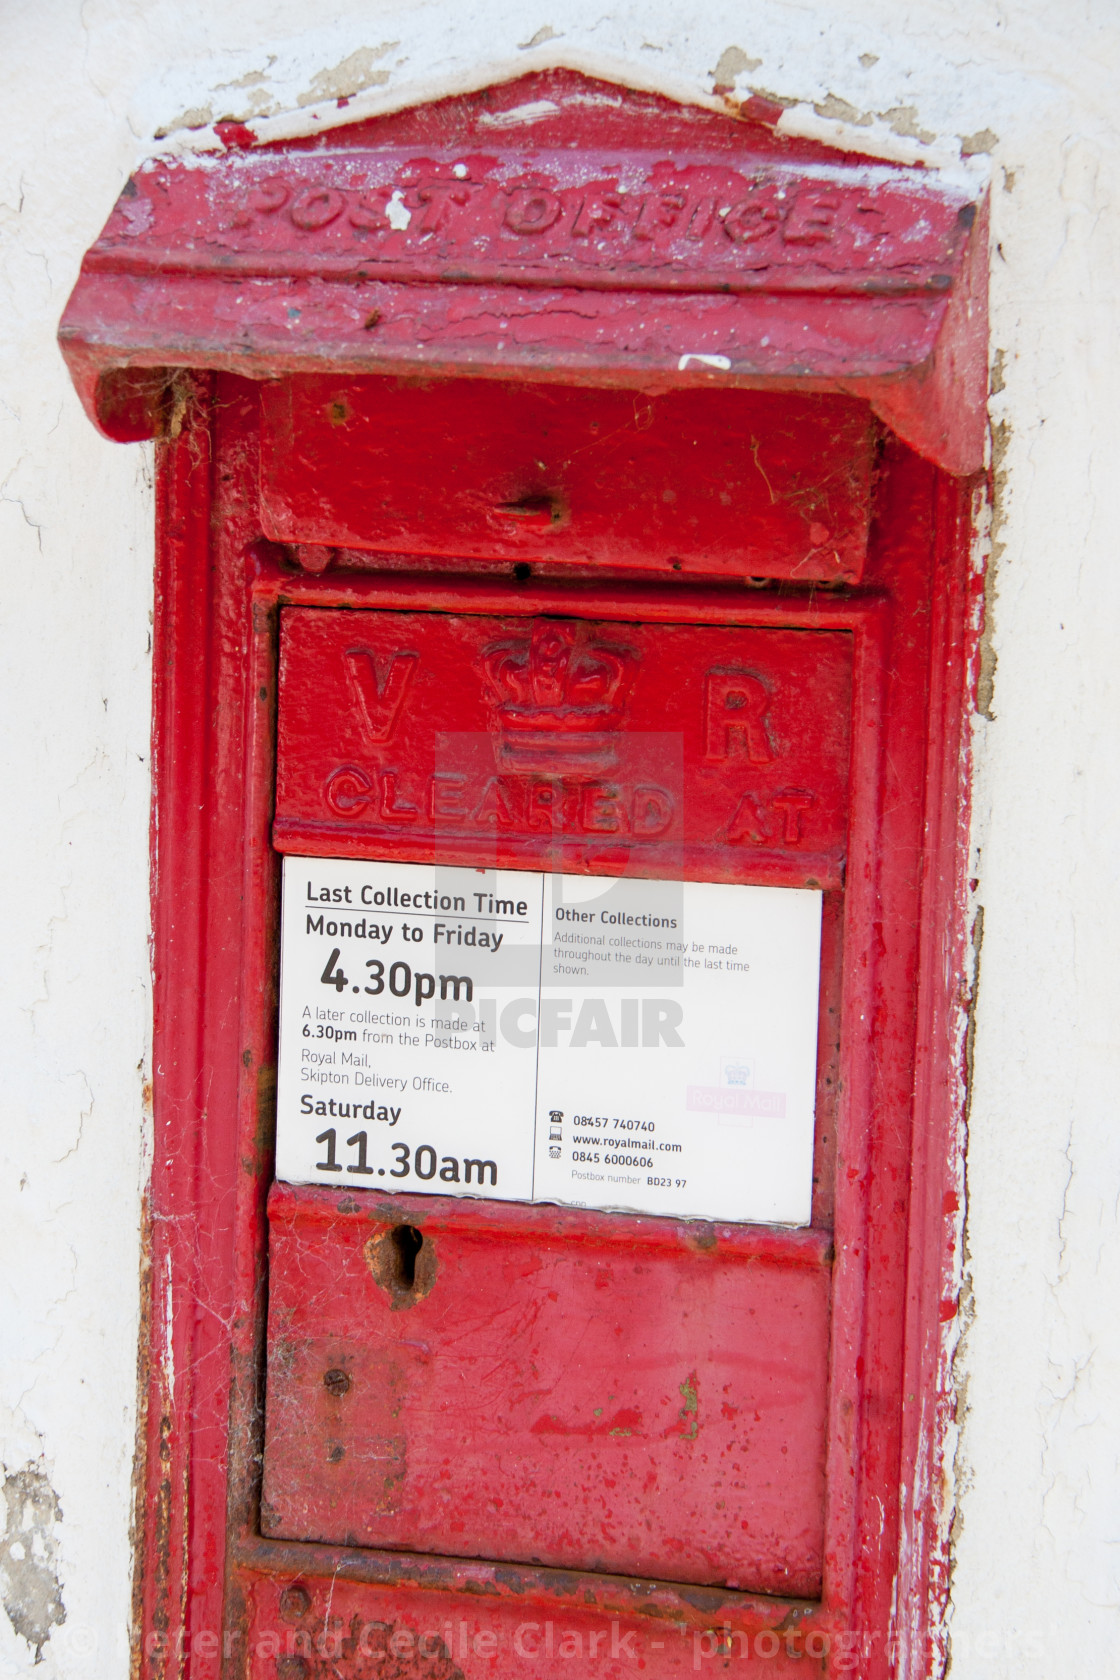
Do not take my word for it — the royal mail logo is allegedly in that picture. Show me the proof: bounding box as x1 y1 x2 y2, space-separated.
687 1086 787 1119
481 622 635 770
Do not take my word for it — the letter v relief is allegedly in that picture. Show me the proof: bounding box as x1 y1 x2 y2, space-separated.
345 648 419 742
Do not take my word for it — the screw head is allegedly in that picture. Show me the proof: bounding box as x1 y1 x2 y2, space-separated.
278 1585 311 1624
323 1367 351 1397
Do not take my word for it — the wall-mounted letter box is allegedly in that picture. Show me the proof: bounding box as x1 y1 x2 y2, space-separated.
61 70 985 1680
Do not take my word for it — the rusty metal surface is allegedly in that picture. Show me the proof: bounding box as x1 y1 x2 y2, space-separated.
237 1571 827 1680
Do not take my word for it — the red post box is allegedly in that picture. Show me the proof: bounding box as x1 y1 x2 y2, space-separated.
60 71 986 1680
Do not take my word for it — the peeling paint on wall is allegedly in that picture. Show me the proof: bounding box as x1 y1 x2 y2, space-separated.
0 1465 65 1664
296 43 399 108
711 45 762 89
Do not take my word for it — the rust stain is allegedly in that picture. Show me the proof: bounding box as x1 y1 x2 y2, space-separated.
265 1591 467 1680
978 430 1005 719
251 1062 277 1171
677 1372 700 1441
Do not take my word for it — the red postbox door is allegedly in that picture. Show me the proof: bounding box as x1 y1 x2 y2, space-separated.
263 1192 832 1597
260 604 852 1596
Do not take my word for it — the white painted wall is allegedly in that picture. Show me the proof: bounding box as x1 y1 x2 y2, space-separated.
1 3 1117 1676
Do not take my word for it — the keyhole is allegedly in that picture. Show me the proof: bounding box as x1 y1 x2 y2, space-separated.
391 1225 424 1290
364 1222 435 1304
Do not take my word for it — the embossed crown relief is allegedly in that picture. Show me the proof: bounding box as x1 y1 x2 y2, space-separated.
481 622 634 772
319 623 815 852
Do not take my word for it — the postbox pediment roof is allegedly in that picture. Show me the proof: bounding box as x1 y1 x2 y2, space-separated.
59 69 986 474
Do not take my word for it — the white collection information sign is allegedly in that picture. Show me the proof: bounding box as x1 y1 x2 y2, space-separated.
276 856 822 1226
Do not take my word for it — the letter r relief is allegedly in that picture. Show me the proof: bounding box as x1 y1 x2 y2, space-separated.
704 669 775 763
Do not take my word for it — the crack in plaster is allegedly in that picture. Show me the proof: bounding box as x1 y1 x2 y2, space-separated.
51 1080 92 1167
0 471 45 553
